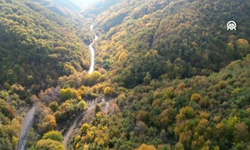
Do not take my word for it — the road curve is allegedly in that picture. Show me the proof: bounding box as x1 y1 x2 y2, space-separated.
88 24 98 74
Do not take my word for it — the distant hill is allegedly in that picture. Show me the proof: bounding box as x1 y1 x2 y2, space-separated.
81 0 121 20
30 0 73 16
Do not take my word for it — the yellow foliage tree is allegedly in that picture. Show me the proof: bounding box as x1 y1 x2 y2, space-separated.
135 143 157 150
89 71 101 85
191 93 202 102
103 87 111 95
78 101 87 110
236 39 250 57
60 88 73 101
42 130 63 142
176 106 195 122
36 139 64 150
81 123 89 134
40 115 57 133
118 52 127 62
63 63 76 75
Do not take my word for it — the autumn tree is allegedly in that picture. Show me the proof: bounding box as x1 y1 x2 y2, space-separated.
176 106 195 122
135 143 156 150
60 88 74 102
233 122 249 142
89 71 101 85
137 110 150 123
143 72 151 84
103 87 111 95
40 115 57 133
42 130 63 142
191 93 202 102
81 123 89 134
118 52 127 62
63 63 76 75
36 139 64 150
236 39 250 57
49 101 59 112
77 100 87 110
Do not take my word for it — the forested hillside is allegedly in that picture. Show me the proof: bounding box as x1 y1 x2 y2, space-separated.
71 54 250 150
94 0 250 88
1 0 250 150
0 0 92 91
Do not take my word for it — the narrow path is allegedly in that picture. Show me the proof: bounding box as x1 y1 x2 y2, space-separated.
62 101 96 150
62 110 86 149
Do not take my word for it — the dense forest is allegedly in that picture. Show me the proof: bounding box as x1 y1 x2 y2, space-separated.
0 0 92 91
0 0 250 150
94 0 250 88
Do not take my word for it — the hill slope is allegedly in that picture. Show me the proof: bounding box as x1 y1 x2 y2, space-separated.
94 0 250 88
0 0 92 90
1 0 250 150
70 54 250 149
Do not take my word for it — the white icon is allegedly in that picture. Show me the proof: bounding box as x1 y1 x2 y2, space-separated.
227 21 236 30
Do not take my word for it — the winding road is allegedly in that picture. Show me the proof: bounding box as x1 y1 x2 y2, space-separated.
62 23 98 149
17 106 36 150
88 24 98 74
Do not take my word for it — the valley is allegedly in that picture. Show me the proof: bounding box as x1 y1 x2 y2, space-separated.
1 0 250 150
